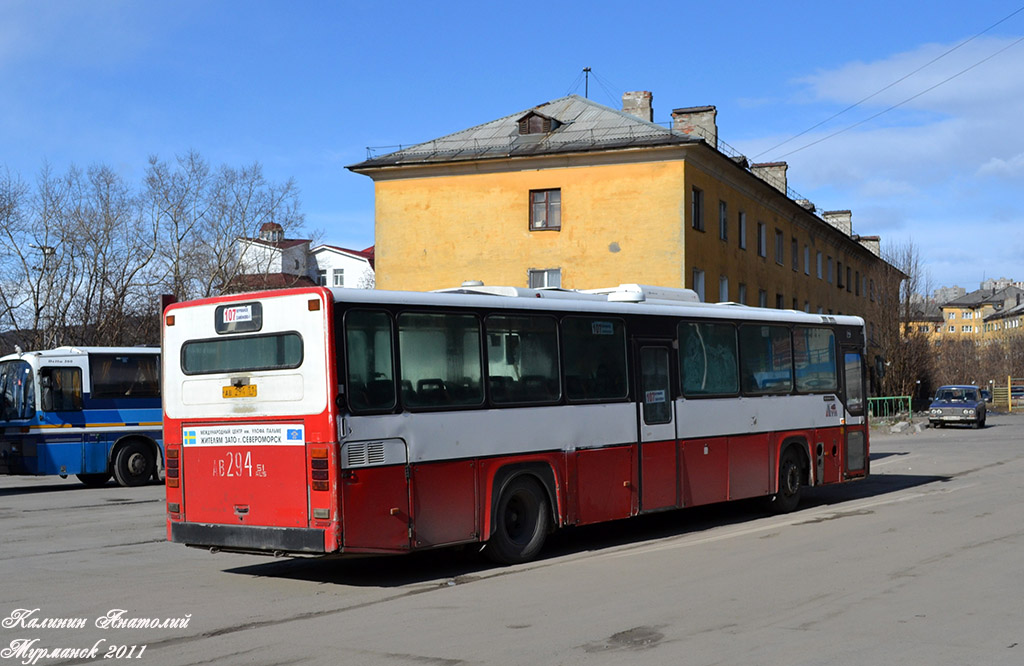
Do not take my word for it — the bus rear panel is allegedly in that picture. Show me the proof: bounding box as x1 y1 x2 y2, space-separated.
164 288 339 553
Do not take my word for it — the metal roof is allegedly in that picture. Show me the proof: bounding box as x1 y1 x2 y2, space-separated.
348 95 700 169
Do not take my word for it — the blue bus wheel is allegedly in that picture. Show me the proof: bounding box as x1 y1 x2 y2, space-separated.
113 441 155 487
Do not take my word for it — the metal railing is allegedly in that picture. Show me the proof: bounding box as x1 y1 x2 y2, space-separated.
868 396 912 422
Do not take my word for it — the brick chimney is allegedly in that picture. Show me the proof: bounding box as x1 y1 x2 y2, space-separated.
822 210 853 236
858 235 880 256
621 91 654 122
672 105 717 147
751 162 788 194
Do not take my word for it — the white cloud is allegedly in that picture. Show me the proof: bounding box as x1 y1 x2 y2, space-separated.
977 153 1024 178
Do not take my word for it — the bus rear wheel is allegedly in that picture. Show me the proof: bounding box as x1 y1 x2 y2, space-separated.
770 449 804 514
113 441 155 487
76 473 111 487
485 476 550 565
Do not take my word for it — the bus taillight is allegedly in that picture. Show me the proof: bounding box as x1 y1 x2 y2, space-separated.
166 447 180 488
311 447 329 491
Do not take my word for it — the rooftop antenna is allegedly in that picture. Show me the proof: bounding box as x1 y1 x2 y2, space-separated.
583 67 591 98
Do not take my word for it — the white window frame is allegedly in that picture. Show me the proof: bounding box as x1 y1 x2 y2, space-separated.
528 268 562 289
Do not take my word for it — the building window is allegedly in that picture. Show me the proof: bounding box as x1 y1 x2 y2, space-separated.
692 268 706 302
718 201 728 240
846 267 852 292
948 312 956 320
949 325 955 332
738 283 747 305
962 325 973 332
776 293 784 309
804 246 810 275
837 261 844 288
855 271 860 296
738 212 747 249
791 238 799 271
719 275 729 302
317 269 327 286
331 268 345 287
757 223 766 257
758 289 767 308
775 229 784 264
529 189 561 230
528 268 561 288
691 187 705 231
816 251 823 279
803 301 810 312
827 256 833 284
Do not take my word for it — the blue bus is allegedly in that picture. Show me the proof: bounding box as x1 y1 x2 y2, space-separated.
0 346 163 487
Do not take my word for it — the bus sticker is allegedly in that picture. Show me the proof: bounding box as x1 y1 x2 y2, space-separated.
182 424 305 447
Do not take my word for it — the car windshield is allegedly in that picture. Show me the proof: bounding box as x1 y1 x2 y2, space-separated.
936 388 976 402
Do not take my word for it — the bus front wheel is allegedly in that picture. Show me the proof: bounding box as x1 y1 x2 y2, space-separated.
113 441 155 487
485 476 550 565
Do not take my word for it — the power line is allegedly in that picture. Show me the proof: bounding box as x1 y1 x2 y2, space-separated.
756 5 1024 159
775 33 1024 160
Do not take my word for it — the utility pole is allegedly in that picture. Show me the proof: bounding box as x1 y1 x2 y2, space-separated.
583 67 591 98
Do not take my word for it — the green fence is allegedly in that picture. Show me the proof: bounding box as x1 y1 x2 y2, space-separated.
867 396 912 422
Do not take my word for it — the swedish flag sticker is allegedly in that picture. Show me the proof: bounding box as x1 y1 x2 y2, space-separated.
183 430 196 446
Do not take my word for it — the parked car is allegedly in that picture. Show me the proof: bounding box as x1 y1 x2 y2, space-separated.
929 385 986 428
980 389 992 403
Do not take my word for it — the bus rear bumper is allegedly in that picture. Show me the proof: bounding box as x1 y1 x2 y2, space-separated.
170 522 326 554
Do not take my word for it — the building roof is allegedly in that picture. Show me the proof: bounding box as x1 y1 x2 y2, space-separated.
348 95 700 169
313 244 375 269
985 299 1024 322
944 285 1024 308
242 236 311 250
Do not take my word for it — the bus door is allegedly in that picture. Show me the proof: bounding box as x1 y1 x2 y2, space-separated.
634 341 679 512
841 346 869 479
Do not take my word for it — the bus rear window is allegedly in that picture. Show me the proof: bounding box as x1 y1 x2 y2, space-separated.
182 333 303 375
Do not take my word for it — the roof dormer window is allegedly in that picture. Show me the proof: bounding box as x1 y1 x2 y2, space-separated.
517 112 559 135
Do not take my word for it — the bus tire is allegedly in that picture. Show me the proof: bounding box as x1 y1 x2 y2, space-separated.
113 440 155 487
485 476 550 565
770 448 804 514
76 473 111 487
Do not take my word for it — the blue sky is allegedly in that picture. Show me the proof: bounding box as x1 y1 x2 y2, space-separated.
3 1 1023 294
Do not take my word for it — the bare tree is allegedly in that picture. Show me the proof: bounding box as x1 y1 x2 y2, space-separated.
867 239 934 400
0 154 308 354
145 153 306 301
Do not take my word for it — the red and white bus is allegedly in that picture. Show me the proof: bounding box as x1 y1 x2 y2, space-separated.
163 283 868 564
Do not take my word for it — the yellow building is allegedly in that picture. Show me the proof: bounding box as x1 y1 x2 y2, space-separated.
349 93 892 323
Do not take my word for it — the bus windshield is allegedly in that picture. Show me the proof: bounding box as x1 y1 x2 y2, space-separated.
0 360 35 421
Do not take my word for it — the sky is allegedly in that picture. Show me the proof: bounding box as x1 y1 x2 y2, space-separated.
2 0 1023 295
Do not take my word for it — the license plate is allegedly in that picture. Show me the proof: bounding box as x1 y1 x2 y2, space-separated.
222 384 257 399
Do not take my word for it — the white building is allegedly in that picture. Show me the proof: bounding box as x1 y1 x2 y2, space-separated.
310 244 375 289
226 223 375 293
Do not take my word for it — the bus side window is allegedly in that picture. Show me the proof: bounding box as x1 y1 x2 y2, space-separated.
345 310 396 413
562 317 628 401
40 367 83 412
738 324 793 395
485 314 560 405
793 327 837 393
398 312 484 409
678 321 739 397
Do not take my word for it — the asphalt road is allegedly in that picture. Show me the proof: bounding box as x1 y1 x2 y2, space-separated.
3 412 1024 666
